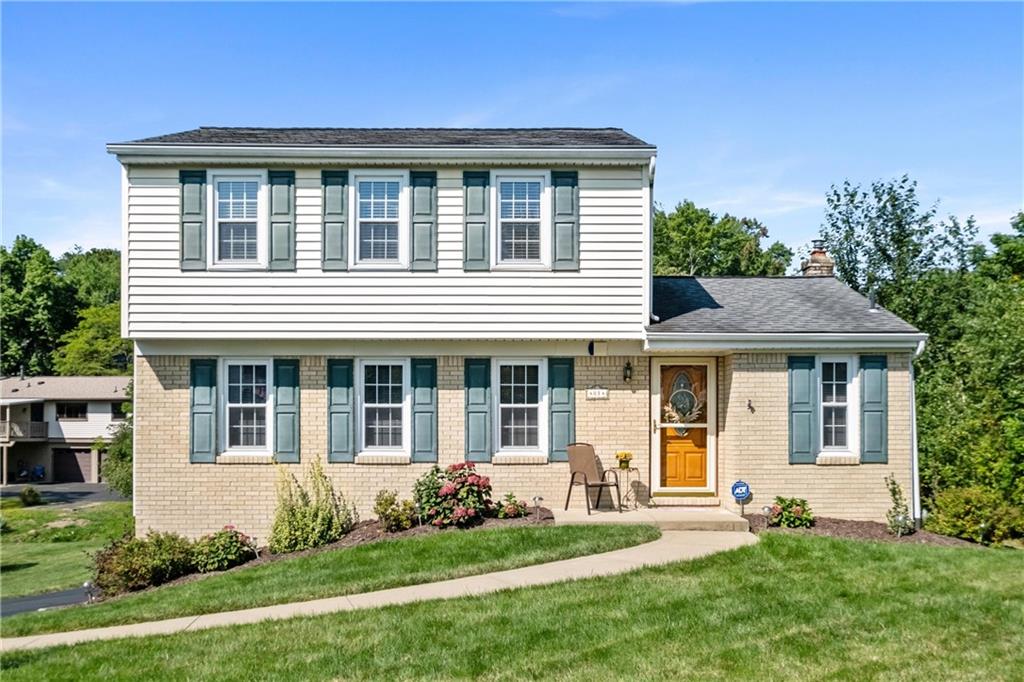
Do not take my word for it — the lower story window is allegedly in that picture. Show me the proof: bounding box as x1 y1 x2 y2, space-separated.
821 360 849 449
498 362 540 449
363 362 405 449
226 361 268 449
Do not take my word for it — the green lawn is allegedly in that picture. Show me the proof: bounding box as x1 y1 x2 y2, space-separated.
1 524 660 637
0 501 132 598
3 534 1020 681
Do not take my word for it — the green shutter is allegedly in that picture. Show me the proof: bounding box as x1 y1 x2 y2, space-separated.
268 171 296 271
273 359 300 462
551 171 579 271
189 359 217 463
411 358 438 462
860 355 888 463
788 356 818 464
464 358 492 461
322 171 348 271
548 358 575 462
327 359 355 462
410 172 438 271
180 171 207 271
463 171 490 271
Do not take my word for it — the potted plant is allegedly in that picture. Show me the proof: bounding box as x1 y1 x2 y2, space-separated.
615 451 634 470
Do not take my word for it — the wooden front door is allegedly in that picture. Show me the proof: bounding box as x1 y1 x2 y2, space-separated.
655 362 715 490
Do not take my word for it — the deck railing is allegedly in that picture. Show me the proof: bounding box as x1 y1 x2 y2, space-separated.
0 421 48 440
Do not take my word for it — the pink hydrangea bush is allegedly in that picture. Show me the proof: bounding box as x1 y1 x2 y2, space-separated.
414 462 493 528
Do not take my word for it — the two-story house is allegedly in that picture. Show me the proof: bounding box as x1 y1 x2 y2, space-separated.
108 127 925 540
1 375 131 484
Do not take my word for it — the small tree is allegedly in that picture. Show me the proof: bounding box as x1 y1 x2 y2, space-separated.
884 474 914 537
269 462 356 553
54 303 132 376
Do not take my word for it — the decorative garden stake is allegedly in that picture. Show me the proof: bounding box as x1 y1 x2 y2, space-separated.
532 496 543 522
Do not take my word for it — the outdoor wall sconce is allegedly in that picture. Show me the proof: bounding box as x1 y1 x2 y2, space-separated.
623 361 633 383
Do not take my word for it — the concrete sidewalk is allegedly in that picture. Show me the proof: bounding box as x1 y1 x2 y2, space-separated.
0 530 756 653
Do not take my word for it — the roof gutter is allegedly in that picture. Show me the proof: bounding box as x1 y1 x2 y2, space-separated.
643 331 928 352
106 143 657 165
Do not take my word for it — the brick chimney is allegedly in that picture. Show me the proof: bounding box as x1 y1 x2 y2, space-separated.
801 239 835 277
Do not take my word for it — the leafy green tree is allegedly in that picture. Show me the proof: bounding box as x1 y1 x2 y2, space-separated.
654 201 793 276
96 385 133 498
819 175 980 318
52 303 132 376
58 247 121 308
0 236 78 375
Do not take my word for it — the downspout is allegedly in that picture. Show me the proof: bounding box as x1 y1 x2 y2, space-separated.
910 339 925 523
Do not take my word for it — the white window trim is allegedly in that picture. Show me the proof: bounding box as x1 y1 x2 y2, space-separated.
206 170 269 270
218 357 274 456
492 358 548 457
490 170 552 270
356 358 412 457
349 170 411 270
817 355 860 460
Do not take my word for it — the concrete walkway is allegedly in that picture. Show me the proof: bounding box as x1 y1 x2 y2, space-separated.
554 507 749 532
0 530 756 653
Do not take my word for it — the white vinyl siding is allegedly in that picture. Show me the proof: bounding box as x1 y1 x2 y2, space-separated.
45 401 123 441
123 165 647 339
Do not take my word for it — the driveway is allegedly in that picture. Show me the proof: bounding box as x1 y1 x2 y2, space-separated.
0 483 126 506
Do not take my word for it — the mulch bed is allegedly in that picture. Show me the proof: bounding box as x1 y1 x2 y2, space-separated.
743 514 976 548
93 507 555 601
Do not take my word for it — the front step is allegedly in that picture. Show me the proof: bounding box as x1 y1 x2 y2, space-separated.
553 508 749 532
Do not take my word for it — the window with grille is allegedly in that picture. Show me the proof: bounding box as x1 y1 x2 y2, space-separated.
216 180 259 262
362 362 405 448
498 362 541 449
821 361 848 448
498 180 542 262
226 362 269 449
357 179 401 262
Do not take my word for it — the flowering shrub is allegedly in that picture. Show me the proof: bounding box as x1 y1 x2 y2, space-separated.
496 492 529 519
415 462 493 528
766 496 814 528
374 489 417 532
269 462 357 553
192 526 257 573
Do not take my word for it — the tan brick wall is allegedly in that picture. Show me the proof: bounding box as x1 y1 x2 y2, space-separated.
716 352 914 521
134 354 648 540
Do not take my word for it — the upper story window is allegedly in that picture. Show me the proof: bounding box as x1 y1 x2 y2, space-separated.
208 171 268 268
111 402 128 421
491 172 551 269
56 402 88 421
351 171 410 268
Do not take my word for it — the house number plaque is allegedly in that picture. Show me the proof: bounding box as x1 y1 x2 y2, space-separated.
586 386 609 400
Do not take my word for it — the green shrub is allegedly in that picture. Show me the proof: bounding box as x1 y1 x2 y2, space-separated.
97 412 133 498
269 462 357 554
766 496 814 528
419 462 493 528
94 531 195 596
885 474 915 537
496 492 529 519
192 527 257 573
19 486 43 507
927 487 1024 545
0 516 9 534
413 466 444 522
373 489 416 532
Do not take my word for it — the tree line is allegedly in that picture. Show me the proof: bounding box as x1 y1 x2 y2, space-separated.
0 239 129 376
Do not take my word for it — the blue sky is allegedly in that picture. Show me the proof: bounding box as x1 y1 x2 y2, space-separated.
3 2 1022 259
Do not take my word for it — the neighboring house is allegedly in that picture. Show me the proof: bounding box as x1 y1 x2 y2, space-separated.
108 127 925 540
0 376 131 484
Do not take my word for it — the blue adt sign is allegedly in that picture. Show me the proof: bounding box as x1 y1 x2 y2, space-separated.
731 480 751 502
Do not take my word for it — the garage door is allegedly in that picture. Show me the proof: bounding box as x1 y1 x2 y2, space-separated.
53 448 91 482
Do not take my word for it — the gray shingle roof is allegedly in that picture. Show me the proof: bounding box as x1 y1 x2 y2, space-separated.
650 277 920 334
0 376 130 402
119 127 653 148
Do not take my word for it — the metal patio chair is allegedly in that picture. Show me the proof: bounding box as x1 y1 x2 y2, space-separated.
564 442 623 514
